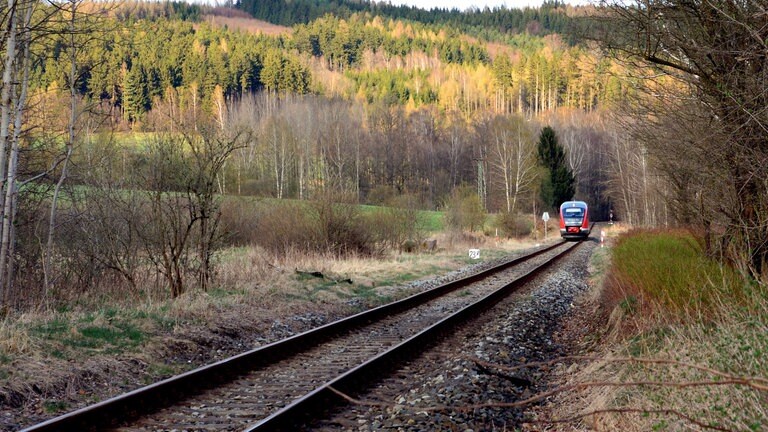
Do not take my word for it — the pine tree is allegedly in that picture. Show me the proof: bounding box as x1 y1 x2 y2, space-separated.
123 64 149 123
260 50 283 92
537 125 574 209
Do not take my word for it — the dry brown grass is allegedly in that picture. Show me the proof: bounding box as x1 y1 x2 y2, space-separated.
0 229 545 425
200 232 550 335
213 232 542 304
560 299 768 431
0 315 35 356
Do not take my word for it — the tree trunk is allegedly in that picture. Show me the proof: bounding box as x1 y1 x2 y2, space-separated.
0 0 31 305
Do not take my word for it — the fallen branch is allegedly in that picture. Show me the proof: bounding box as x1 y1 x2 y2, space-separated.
329 375 753 412
325 362 760 432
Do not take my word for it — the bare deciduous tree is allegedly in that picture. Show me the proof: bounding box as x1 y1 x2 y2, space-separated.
137 129 244 297
480 114 538 214
592 1 768 278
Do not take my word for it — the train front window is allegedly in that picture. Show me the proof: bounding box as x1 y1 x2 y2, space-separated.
564 208 584 218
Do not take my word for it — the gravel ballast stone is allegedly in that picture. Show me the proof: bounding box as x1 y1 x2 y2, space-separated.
311 240 597 431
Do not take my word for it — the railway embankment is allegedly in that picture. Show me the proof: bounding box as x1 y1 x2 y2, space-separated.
532 227 768 431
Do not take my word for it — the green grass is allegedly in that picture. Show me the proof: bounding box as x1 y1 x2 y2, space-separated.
147 362 182 379
372 272 418 288
30 313 147 358
349 285 390 302
589 243 611 281
151 313 177 331
611 230 746 315
357 204 444 232
31 318 70 338
43 400 69 413
208 287 247 298
79 322 145 345
112 131 163 149
418 210 444 232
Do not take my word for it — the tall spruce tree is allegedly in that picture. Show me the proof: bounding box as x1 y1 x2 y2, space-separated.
537 126 575 210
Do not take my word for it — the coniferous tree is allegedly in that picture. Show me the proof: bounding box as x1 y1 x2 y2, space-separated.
123 64 149 123
537 125 574 209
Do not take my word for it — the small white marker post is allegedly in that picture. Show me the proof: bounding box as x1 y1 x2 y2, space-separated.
600 229 606 247
468 249 480 260
542 212 550 239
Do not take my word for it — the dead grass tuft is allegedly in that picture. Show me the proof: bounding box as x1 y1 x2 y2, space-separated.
0 316 34 356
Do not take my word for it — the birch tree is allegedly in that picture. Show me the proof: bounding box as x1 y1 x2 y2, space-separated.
40 0 116 294
485 115 538 214
0 0 40 306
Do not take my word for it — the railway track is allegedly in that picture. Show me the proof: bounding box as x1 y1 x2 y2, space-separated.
22 239 583 432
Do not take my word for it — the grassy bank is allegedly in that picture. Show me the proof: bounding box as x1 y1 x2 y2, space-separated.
559 229 768 431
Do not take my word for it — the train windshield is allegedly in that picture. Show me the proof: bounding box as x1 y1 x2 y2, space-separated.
563 208 584 218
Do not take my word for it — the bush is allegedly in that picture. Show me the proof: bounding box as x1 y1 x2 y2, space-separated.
310 192 377 257
231 193 382 258
366 185 398 205
364 196 425 252
251 201 319 255
221 194 432 257
444 187 486 232
495 212 533 238
219 198 267 247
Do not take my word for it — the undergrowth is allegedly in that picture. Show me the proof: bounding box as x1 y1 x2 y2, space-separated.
1 231 533 397
570 229 768 431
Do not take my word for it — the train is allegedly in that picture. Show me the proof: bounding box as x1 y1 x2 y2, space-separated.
559 201 591 240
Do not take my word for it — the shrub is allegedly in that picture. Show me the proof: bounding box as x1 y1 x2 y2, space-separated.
310 191 377 257
366 185 398 205
219 198 266 247
444 186 486 232
494 212 533 238
238 193 382 258
252 201 319 255
364 198 425 253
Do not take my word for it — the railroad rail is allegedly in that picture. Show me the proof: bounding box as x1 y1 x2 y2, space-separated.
22 239 583 432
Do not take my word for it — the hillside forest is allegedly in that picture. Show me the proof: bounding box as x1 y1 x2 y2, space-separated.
0 0 765 309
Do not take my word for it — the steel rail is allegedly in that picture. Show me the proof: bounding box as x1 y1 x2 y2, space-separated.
246 241 582 431
21 241 567 432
